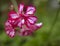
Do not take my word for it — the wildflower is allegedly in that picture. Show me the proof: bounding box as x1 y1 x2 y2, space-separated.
19 23 42 36
5 21 15 37
5 3 42 38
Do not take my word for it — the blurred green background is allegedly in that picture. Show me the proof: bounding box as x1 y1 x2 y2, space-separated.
0 0 60 46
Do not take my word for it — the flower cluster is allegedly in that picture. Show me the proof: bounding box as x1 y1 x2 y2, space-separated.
5 3 42 38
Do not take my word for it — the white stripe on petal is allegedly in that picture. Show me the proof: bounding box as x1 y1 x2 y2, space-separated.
18 19 25 27
18 21 21 27
29 16 37 22
9 30 15 37
26 11 33 14
11 14 19 19
28 16 37 24
19 4 24 13
26 7 36 15
28 19 34 24
35 22 43 27
21 19 25 24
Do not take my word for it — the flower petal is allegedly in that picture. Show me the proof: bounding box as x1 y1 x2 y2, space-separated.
33 22 42 31
18 19 25 28
18 3 24 13
10 14 19 19
28 16 37 24
5 21 15 38
8 19 18 27
8 29 15 38
26 22 43 31
20 30 32 36
19 26 32 36
35 22 43 28
26 6 36 15
8 10 19 19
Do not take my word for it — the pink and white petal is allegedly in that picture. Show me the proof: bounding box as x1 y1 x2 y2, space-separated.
10 14 19 19
26 19 34 27
5 21 11 26
27 22 43 31
19 29 28 36
18 3 24 13
5 21 15 38
28 16 37 24
18 19 25 28
8 10 19 19
20 30 32 36
35 22 43 28
10 30 15 38
28 19 34 24
7 29 15 38
8 19 17 27
26 20 31 27
19 26 32 36
32 22 42 31
26 6 36 15
8 19 15 24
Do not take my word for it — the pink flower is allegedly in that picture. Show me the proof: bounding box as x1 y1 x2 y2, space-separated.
19 23 42 36
5 20 16 38
5 3 42 38
8 4 37 28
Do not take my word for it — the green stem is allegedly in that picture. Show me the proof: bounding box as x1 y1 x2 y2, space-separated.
48 2 60 39
49 6 60 37
11 0 18 12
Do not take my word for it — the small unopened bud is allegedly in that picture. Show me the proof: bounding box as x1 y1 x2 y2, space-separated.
10 5 14 10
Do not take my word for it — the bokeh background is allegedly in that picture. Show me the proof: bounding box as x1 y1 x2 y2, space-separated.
0 0 60 46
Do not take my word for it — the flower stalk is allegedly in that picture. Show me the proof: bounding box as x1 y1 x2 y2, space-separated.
44 2 60 46
49 2 60 39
